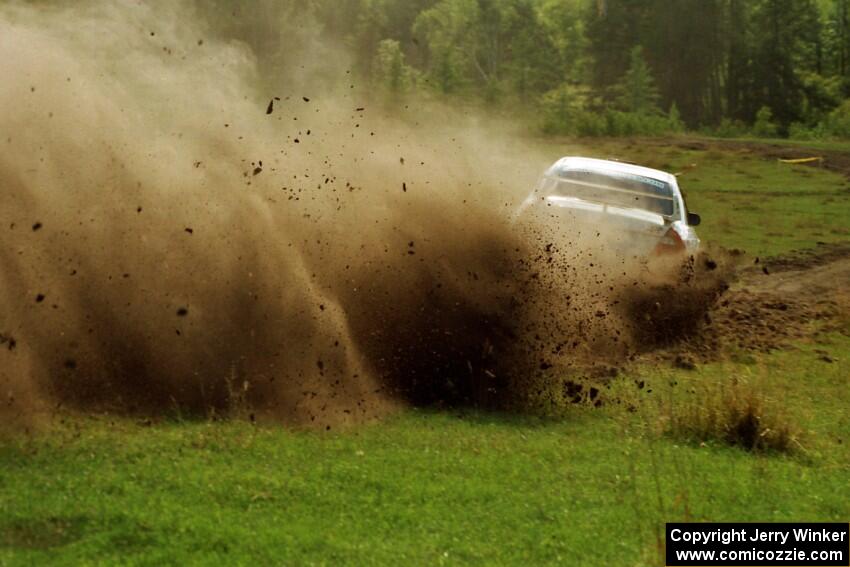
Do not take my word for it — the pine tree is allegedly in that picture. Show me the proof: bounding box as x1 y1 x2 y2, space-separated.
668 102 685 132
643 0 725 126
617 46 660 114
585 0 646 93
750 0 813 129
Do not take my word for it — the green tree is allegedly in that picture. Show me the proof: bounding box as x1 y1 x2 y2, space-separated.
584 0 646 95
826 0 850 74
725 0 754 122
373 39 414 101
643 0 725 126
617 46 660 114
202 0 848 136
413 0 535 101
668 102 685 132
753 105 779 137
502 0 563 102
749 0 819 130
412 0 478 94
534 0 589 86
540 83 591 134
349 0 437 78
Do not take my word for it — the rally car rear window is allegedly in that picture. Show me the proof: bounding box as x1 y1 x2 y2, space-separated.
542 167 676 216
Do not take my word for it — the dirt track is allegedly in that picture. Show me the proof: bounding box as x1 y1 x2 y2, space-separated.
658 243 850 365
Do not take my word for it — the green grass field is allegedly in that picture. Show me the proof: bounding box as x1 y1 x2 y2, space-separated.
2 138 849 566
706 135 850 154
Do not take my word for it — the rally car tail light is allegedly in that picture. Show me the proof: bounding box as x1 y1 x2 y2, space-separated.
653 226 685 255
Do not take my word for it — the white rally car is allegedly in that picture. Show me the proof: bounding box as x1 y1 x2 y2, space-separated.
515 157 701 257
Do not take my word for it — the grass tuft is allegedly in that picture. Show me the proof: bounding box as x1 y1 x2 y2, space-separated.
665 375 801 453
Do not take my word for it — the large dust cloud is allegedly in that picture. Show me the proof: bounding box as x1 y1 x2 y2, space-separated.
0 1 721 429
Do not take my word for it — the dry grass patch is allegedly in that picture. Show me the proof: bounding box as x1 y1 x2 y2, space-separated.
664 375 802 453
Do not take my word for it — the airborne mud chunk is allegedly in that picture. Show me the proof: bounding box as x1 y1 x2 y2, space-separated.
0 334 17 351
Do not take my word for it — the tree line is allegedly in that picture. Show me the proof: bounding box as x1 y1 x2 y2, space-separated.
205 0 850 138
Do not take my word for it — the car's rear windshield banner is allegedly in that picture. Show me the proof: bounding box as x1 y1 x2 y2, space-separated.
557 167 671 194
666 523 849 566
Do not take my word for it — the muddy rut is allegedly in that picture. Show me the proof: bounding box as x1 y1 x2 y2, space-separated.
652 243 850 365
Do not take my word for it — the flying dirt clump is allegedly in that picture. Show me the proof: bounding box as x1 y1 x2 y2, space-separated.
0 1 728 429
